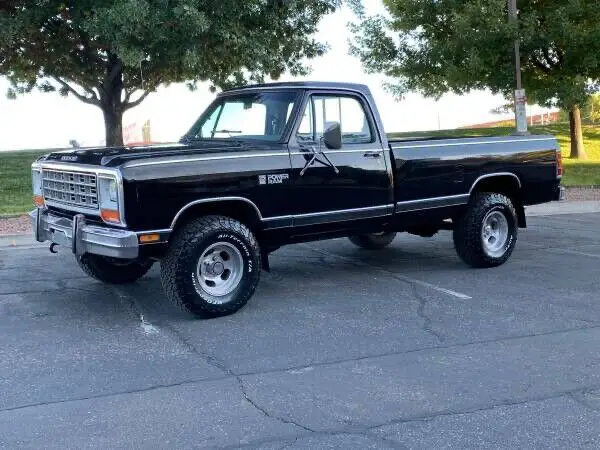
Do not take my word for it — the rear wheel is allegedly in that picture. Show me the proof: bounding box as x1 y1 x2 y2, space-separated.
160 215 261 318
349 232 397 250
453 192 518 268
77 254 154 284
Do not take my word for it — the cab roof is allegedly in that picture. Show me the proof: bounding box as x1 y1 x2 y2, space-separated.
219 81 372 96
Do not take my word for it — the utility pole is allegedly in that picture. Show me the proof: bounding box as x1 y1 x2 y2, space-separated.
508 0 528 134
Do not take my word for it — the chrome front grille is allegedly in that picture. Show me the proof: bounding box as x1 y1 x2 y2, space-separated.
42 169 99 210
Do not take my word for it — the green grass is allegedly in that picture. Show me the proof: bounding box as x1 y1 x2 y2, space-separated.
0 122 598 216
0 150 46 215
388 122 600 186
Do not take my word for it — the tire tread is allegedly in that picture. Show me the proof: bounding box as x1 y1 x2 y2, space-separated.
77 255 153 284
349 232 397 250
453 192 517 268
160 215 261 317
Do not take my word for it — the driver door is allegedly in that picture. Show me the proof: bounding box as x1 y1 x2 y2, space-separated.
287 91 393 227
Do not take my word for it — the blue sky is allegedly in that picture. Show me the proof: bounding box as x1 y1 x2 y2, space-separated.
0 1 547 151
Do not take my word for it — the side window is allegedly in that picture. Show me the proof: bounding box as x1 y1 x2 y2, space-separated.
297 99 314 141
338 97 373 143
296 94 373 144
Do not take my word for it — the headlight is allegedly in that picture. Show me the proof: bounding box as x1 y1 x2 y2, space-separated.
108 179 118 202
98 175 123 226
31 165 44 207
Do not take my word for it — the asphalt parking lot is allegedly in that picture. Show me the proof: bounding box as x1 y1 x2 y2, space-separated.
1 212 600 449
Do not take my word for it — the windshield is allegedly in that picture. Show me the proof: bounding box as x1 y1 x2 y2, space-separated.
184 91 298 142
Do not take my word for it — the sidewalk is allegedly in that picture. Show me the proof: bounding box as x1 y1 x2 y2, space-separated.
525 200 600 216
0 233 43 248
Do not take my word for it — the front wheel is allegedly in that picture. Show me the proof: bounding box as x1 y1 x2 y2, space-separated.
160 216 261 318
453 192 518 268
349 232 397 250
77 254 154 284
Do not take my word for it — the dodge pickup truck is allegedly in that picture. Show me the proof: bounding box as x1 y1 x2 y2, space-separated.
30 81 565 317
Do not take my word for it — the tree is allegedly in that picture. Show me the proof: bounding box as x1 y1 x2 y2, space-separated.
349 0 600 159
583 94 600 124
0 0 342 146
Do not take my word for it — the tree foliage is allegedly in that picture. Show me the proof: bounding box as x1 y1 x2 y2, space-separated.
349 0 600 158
0 0 342 146
583 94 600 123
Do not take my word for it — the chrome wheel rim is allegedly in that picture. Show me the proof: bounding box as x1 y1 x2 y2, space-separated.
481 210 509 258
195 242 244 300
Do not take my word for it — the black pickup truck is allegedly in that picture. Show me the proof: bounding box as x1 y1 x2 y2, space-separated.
30 81 565 317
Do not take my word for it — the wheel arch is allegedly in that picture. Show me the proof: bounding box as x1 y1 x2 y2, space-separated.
469 173 526 227
170 197 263 233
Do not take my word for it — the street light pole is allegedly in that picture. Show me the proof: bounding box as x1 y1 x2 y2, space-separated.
509 0 522 90
508 0 528 134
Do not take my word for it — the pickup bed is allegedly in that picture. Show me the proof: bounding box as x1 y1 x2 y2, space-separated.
30 81 565 317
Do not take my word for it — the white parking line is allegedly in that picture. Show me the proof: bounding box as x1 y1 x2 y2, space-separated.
395 275 472 300
303 244 472 300
140 314 159 335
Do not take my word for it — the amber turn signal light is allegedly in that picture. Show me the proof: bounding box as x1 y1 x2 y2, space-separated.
139 234 160 243
100 208 121 224
33 195 45 207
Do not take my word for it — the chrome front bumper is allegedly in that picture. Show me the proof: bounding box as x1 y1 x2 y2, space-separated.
29 208 139 259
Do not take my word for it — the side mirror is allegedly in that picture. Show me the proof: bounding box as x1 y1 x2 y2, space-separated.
323 121 342 150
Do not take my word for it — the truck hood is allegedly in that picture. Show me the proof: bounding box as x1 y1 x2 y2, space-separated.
37 140 259 167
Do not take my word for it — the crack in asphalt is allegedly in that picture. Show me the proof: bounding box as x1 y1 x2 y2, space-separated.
5 237 600 445
0 286 98 296
568 390 600 412
4 376 598 433
234 323 600 379
146 312 316 434
368 383 600 431
3 284 599 421
412 283 444 342
110 288 316 432
237 377 314 433
56 278 100 294
301 244 448 341
0 377 226 414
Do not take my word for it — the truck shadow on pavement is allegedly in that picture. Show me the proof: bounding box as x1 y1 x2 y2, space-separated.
107 238 471 321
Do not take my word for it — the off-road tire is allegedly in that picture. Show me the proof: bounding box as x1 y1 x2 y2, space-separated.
453 192 518 268
160 215 261 318
77 254 154 284
349 232 397 250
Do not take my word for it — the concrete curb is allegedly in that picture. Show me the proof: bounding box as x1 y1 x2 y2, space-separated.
0 234 43 248
525 200 600 217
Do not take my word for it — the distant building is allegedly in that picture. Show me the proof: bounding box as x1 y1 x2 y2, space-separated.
123 120 154 146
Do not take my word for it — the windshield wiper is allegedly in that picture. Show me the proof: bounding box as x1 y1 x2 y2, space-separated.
179 135 244 144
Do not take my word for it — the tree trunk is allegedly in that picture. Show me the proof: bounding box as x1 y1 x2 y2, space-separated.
103 107 124 147
569 105 588 160
101 53 125 147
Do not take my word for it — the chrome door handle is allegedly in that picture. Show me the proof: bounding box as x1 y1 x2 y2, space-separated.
364 151 381 158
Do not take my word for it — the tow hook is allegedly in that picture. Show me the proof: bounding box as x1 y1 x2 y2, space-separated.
49 243 59 254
